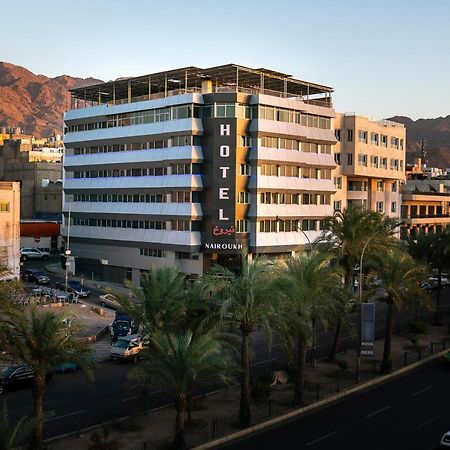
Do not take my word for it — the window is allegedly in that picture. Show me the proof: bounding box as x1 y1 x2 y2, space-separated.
392 182 397 192
371 133 379 145
215 103 235 118
381 135 388 147
376 181 384 192
335 129 341 141
347 153 353 166
380 157 388 169
370 155 378 168
240 164 251 176
334 152 341 165
333 200 342 211
347 129 353 142
358 154 368 167
237 192 250 204
391 202 397 213
334 177 342 189
390 137 399 149
236 220 248 233
376 201 384 213
140 248 165 258
358 130 368 144
0 202 10 212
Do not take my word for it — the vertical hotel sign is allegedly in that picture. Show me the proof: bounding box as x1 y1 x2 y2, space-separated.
204 119 243 253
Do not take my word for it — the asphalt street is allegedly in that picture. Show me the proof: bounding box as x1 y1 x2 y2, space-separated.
2 256 449 440
221 360 450 450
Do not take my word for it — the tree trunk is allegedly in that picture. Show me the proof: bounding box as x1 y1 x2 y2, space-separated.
328 319 342 361
329 268 352 360
173 396 187 450
31 374 46 450
381 299 395 374
239 328 251 427
293 335 307 405
435 268 442 325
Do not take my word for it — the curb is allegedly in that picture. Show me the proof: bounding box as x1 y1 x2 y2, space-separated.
192 349 449 450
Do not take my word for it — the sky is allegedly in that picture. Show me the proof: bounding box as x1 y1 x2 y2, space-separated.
1 0 449 120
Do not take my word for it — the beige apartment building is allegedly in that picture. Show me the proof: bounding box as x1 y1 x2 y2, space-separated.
0 181 20 279
332 114 406 218
0 139 62 220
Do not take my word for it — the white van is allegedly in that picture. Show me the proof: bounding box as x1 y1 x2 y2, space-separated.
110 334 148 361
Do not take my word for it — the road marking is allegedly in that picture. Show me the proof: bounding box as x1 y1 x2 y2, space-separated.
305 430 338 446
251 357 278 367
417 415 439 429
94 385 122 393
46 409 85 422
413 385 435 396
366 405 392 418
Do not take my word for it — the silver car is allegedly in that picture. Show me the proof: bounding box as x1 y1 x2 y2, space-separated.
20 248 50 261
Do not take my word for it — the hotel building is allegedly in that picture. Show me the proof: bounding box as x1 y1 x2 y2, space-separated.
63 64 336 283
332 114 406 218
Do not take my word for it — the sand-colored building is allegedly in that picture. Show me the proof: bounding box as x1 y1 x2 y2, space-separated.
332 113 406 219
0 181 20 279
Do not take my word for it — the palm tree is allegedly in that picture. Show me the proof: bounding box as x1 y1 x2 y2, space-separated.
408 229 450 324
370 251 433 373
114 267 188 338
0 306 96 449
211 256 281 427
0 402 35 450
129 331 234 449
278 253 341 404
316 205 397 359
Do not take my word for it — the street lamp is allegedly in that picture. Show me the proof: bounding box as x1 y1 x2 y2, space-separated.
275 216 318 365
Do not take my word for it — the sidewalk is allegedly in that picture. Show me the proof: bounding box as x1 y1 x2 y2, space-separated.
45 263 131 296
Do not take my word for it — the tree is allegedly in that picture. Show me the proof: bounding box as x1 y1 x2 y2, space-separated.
316 206 397 359
212 256 281 427
129 331 234 449
0 402 35 450
0 306 96 449
370 250 432 373
408 229 450 324
114 267 188 338
278 253 341 404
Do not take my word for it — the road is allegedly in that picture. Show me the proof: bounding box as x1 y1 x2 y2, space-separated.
221 360 450 450
3 256 449 439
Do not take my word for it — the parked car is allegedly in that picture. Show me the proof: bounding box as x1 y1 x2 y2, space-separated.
99 293 120 309
0 365 52 394
68 280 90 298
23 268 50 285
421 281 436 292
440 430 450 447
428 277 449 288
20 248 50 261
110 334 148 361
55 280 90 297
110 313 139 341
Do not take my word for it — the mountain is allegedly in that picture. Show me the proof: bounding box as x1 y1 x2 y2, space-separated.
387 115 450 168
0 62 102 137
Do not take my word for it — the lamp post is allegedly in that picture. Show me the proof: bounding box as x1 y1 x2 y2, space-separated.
275 216 318 365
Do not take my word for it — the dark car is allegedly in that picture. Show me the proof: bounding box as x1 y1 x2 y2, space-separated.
55 280 89 297
23 269 50 285
0 365 52 394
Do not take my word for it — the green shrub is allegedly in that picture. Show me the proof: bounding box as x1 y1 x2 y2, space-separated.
89 430 103 447
251 376 272 402
408 320 429 335
335 359 348 370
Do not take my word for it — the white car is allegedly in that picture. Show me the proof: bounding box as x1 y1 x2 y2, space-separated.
20 248 50 261
440 430 450 447
99 293 121 309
